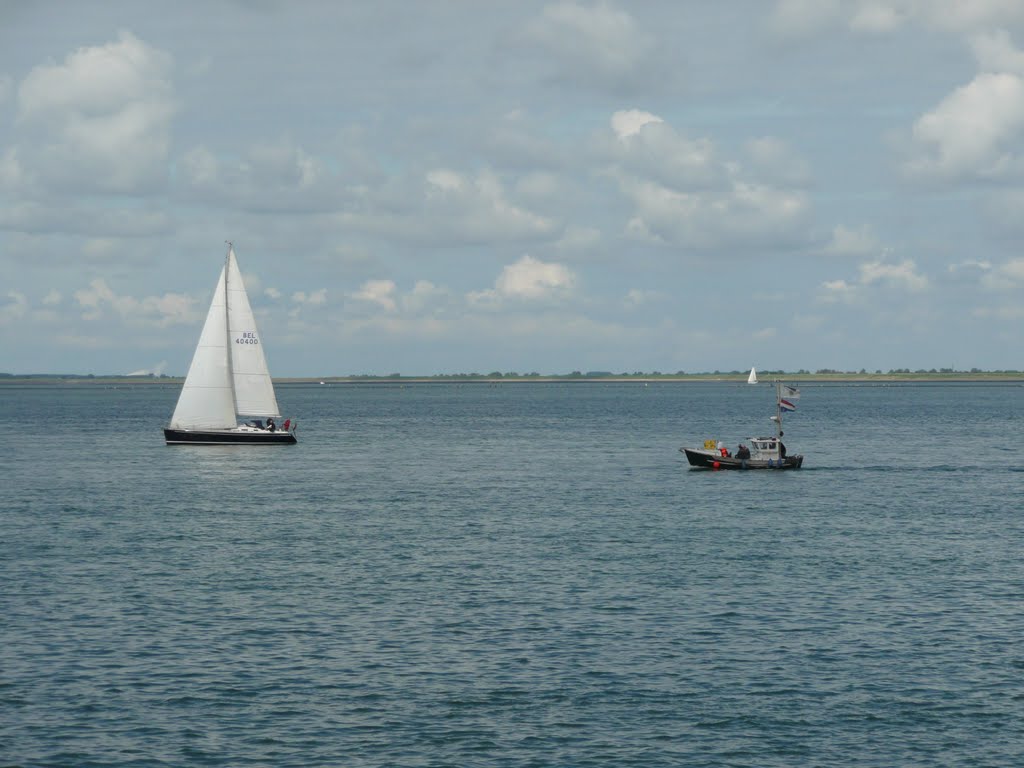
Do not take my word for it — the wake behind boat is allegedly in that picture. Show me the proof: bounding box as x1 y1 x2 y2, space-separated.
681 381 803 470
164 243 297 446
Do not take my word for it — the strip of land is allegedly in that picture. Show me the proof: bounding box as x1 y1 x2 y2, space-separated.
2 371 1022 385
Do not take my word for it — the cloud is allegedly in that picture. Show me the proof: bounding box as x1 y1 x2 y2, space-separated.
42 289 62 305
823 224 879 256
288 287 329 319
328 165 556 248
620 176 809 250
859 258 929 291
16 30 176 193
945 260 992 286
0 201 171 237
605 110 810 250
920 0 1024 32
818 257 928 303
767 0 843 39
624 288 663 307
971 29 1024 74
0 148 27 193
73 278 199 326
551 226 603 258
1 291 29 324
1000 257 1024 281
607 110 717 186
351 279 396 311
972 304 1024 319
611 109 663 141
180 140 339 213
523 2 656 90
496 254 575 299
291 288 327 306
849 2 908 32
980 256 1024 289
364 167 558 245
905 73 1024 179
817 278 857 304
769 0 1024 38
401 280 449 313
744 136 811 186
468 254 576 306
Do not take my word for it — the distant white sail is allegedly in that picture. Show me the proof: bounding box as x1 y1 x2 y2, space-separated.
225 248 281 417
747 367 758 385
168 265 237 430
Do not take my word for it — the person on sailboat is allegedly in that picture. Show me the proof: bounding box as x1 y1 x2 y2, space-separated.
267 417 276 432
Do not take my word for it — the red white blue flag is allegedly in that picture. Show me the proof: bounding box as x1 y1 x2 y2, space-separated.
779 398 797 412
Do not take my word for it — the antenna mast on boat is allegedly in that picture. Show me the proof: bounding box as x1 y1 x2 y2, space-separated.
776 380 782 440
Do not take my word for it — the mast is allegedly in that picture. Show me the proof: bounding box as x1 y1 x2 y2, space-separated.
776 380 782 439
224 241 236 419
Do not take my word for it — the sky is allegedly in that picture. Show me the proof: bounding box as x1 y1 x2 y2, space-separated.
1 0 1023 376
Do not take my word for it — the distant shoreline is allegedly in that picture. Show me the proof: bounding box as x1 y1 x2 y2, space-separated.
3 372 1022 385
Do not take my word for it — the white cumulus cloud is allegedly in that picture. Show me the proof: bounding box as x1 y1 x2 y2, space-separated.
611 109 663 141
73 278 198 326
16 30 176 193
906 73 1024 179
496 254 575 300
468 255 576 307
859 259 929 291
352 280 397 312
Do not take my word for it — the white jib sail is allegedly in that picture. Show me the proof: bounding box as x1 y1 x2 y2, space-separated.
748 367 758 384
169 265 237 430
226 247 281 418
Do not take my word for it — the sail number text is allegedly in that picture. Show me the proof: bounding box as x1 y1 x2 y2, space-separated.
235 332 259 345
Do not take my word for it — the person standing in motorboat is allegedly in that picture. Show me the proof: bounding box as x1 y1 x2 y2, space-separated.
736 444 750 468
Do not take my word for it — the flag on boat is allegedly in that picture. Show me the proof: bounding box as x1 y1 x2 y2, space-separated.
781 384 800 400
779 398 797 412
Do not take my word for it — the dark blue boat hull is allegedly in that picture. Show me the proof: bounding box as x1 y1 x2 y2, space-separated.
164 428 297 445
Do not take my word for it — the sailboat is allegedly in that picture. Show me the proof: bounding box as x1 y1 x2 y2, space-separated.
164 243 297 445
747 367 758 384
679 381 803 469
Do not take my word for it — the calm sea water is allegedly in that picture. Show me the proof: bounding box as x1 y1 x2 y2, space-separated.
3 381 1024 767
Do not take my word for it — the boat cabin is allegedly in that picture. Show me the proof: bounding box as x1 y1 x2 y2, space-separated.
748 437 783 460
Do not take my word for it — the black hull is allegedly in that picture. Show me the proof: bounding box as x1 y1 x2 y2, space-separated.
682 448 802 470
164 428 297 445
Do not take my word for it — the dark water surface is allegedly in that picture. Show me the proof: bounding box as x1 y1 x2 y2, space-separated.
3 381 1024 766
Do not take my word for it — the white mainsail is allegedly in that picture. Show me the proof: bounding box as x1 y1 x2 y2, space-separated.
168 265 236 430
226 248 281 417
747 367 758 384
168 245 281 430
